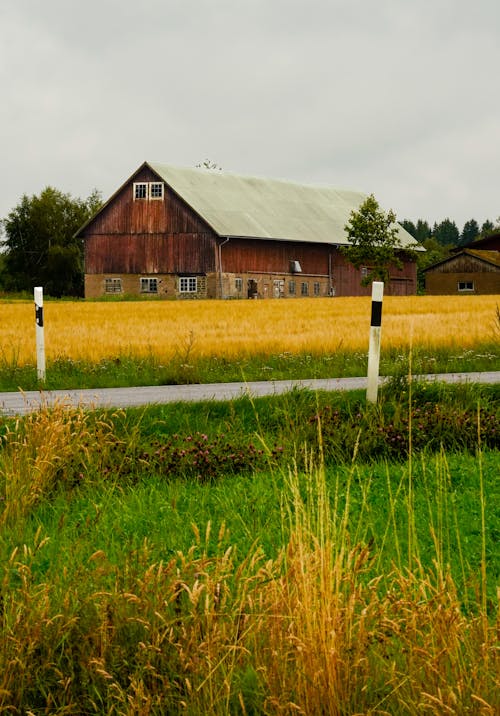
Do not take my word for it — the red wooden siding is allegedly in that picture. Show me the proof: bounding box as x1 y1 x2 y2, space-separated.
83 166 218 275
85 166 215 236
333 252 417 296
85 233 216 274
221 238 331 275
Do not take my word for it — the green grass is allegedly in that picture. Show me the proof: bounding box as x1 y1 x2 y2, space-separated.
7 450 497 600
0 342 498 391
0 385 498 713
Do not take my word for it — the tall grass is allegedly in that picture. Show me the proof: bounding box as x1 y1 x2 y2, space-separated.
0 401 497 713
1 295 498 365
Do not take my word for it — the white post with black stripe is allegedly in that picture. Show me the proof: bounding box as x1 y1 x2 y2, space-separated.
366 281 384 403
34 286 46 382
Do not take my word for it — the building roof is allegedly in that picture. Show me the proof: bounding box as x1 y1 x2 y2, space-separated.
147 162 420 249
423 248 500 272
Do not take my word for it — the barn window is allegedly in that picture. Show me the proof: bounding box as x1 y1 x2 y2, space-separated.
134 182 148 200
235 277 243 293
313 282 321 296
104 278 122 294
133 182 164 200
180 276 198 293
288 280 296 295
301 282 309 296
458 281 474 292
140 277 158 293
149 182 164 200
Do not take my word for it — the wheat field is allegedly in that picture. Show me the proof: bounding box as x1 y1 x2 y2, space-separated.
0 295 498 365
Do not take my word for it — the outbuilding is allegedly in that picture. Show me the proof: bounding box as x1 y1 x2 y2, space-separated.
78 162 419 300
424 234 500 295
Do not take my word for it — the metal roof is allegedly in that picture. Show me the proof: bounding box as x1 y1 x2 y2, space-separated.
149 162 419 249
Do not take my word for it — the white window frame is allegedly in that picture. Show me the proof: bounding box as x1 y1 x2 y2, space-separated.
140 277 159 293
104 277 122 294
133 182 148 200
149 182 164 200
288 280 296 295
458 280 474 292
313 282 321 296
179 276 198 293
301 281 309 296
133 181 164 200
235 277 243 293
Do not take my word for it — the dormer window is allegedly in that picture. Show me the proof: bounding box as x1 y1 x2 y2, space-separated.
133 182 164 200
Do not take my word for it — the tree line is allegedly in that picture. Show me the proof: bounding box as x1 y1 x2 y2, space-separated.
0 187 102 297
0 186 498 297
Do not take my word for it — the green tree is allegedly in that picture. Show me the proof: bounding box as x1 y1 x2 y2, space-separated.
414 219 432 244
342 194 415 285
432 218 460 247
459 219 479 246
1 186 101 297
480 219 495 236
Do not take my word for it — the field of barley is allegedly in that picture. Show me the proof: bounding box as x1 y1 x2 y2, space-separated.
1 295 498 365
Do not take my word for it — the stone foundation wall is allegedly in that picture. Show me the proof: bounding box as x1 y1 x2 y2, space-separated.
85 272 332 300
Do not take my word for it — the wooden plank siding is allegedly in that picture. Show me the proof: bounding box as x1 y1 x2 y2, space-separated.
333 251 417 297
221 238 331 276
85 233 217 275
83 165 219 276
424 252 500 295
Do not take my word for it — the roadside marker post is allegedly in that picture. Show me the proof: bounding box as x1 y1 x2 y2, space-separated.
367 281 384 403
34 286 46 382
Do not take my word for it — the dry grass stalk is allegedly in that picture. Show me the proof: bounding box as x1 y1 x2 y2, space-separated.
0 295 497 365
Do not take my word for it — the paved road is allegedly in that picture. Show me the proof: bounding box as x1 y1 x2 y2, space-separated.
0 372 498 417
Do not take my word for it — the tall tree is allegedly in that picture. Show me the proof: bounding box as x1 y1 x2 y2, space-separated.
414 220 432 244
1 186 101 297
342 194 415 285
432 218 460 247
459 219 479 246
480 219 495 236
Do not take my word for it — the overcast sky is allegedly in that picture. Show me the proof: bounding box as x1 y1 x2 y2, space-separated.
1 0 499 231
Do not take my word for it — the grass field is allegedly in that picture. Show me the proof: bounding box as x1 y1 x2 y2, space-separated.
0 383 498 713
1 294 499 363
0 294 498 390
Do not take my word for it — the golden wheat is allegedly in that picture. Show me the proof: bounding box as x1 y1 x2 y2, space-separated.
0 295 498 365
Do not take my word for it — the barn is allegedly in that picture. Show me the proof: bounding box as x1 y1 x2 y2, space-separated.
79 162 420 300
424 234 500 295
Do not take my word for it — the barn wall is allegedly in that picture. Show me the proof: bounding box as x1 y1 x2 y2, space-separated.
221 238 331 276
85 234 216 274
424 253 500 294
83 165 218 283
222 242 417 297
333 251 417 297
425 272 499 295
85 166 214 236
